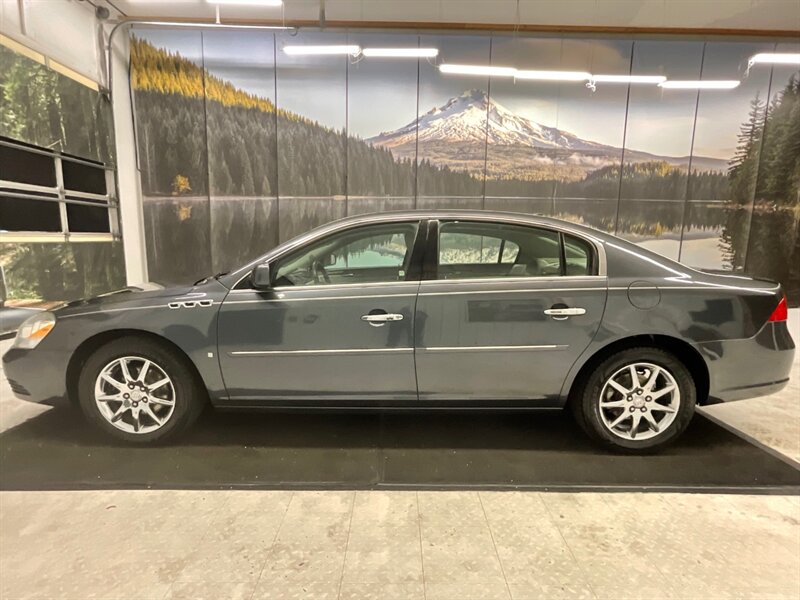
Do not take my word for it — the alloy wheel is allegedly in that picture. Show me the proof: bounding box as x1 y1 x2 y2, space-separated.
598 362 680 441
94 356 176 434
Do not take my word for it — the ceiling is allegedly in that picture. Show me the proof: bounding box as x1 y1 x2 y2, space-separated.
103 0 800 33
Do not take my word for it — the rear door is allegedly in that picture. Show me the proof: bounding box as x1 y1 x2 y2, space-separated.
414 219 607 404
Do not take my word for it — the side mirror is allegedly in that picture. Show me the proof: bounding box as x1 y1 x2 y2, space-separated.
252 263 272 290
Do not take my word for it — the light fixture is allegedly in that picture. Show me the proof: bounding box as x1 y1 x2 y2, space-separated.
659 80 740 90
515 70 591 81
206 0 283 5
362 48 439 58
749 53 800 66
283 45 361 56
439 64 517 77
591 74 667 84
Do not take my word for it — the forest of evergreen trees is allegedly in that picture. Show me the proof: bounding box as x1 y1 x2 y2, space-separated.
725 77 800 290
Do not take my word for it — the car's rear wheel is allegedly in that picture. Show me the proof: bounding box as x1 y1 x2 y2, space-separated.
77 337 204 443
572 347 696 453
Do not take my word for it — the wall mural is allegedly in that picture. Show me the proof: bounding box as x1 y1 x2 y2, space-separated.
130 29 800 300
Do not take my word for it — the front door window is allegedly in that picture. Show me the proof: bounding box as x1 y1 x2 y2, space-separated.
272 222 419 287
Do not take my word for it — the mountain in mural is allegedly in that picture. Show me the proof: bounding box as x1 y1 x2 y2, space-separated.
369 89 727 181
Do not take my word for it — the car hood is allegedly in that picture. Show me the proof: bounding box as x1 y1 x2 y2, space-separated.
56 282 196 314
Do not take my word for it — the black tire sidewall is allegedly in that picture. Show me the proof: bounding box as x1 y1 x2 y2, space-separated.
580 348 696 452
77 337 201 444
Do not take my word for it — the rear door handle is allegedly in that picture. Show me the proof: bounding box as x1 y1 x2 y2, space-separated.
361 313 404 327
544 307 586 320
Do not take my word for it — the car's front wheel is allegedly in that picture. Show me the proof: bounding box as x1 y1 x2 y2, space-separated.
77 336 205 443
572 347 696 453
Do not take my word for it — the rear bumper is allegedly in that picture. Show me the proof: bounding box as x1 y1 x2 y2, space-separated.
699 321 795 403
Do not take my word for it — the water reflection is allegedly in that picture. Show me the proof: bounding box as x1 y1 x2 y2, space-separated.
141 195 800 303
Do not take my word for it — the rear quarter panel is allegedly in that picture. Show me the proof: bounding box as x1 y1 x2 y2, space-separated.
559 238 785 401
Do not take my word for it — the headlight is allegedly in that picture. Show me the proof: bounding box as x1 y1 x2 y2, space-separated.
13 312 56 349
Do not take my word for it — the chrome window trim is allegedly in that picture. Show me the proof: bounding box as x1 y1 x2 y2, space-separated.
230 347 413 356
419 286 606 297
226 280 418 294
419 275 606 287
224 293 417 305
227 212 607 289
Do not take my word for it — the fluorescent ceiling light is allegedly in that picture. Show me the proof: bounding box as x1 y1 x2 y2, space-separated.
207 0 283 5
749 53 800 66
515 70 591 81
362 48 439 58
283 45 361 56
659 80 741 89
591 74 666 84
439 64 517 77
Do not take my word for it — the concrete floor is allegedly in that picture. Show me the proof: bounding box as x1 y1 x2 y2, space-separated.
0 312 798 599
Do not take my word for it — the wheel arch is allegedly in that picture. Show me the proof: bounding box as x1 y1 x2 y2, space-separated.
565 334 710 407
66 329 209 406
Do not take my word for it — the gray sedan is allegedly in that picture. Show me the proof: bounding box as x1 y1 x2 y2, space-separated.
3 211 794 452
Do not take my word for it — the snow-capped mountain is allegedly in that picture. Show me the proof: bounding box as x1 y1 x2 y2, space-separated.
367 89 726 178
370 89 612 152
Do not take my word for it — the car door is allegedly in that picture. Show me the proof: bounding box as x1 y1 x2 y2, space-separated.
218 219 425 402
414 219 607 404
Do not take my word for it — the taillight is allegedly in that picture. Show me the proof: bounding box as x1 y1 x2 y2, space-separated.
768 296 788 322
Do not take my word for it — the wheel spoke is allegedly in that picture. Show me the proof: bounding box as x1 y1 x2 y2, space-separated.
119 359 134 383
138 360 151 383
101 373 126 392
142 404 162 426
609 411 631 428
643 411 660 433
96 393 122 402
629 412 642 439
643 366 661 392
650 385 676 401
110 404 128 423
600 399 627 408
649 403 677 414
149 377 170 392
629 365 640 388
608 380 629 397
133 410 141 432
148 395 174 406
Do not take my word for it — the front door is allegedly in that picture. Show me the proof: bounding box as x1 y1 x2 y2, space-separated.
218 220 423 402
414 219 607 404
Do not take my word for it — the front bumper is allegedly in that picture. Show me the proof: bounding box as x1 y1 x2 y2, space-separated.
2 345 69 405
699 321 795 403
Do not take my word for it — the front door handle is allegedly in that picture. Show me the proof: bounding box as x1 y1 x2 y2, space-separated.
361 313 404 327
544 307 586 320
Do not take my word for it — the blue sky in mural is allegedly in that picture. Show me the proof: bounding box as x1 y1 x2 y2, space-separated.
131 28 790 161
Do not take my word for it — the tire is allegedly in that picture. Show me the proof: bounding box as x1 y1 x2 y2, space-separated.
77 336 205 444
571 347 696 453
